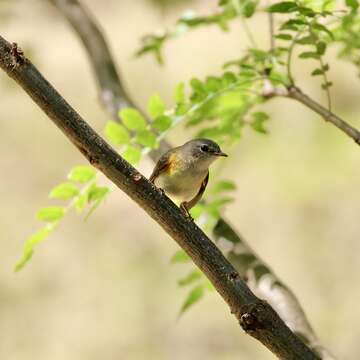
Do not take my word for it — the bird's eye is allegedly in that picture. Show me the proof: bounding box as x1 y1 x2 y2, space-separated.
200 145 209 152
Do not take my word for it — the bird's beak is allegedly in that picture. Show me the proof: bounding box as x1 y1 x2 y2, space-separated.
215 151 228 157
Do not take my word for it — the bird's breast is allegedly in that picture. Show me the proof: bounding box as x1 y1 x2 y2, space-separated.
154 164 207 203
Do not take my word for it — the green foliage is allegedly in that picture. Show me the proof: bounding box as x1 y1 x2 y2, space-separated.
268 2 298 13
135 130 158 148
105 121 130 145
120 108 147 130
16 165 110 270
85 184 110 220
37 207 65 222
170 249 191 263
152 115 172 132
68 165 96 183
250 112 269 134
148 93 166 118
135 0 260 63
15 225 55 272
49 182 79 200
122 145 142 164
211 180 236 193
178 269 202 286
179 284 205 315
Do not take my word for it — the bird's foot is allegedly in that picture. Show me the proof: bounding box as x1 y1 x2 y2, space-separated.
180 203 194 221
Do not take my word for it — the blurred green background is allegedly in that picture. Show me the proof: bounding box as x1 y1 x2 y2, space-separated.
1 0 360 359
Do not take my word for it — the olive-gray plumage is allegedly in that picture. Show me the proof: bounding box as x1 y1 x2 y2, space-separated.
149 138 227 216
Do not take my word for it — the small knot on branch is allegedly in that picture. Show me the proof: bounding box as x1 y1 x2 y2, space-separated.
78 145 99 166
262 79 289 98
239 302 267 332
354 136 360 146
228 271 239 281
10 43 26 68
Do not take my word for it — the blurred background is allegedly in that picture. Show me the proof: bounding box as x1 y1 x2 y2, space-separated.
1 0 360 359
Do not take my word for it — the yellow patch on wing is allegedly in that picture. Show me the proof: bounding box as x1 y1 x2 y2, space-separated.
167 153 179 175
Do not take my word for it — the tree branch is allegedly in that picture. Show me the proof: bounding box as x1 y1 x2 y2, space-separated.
286 85 360 145
0 35 320 360
214 220 336 360
47 0 169 159
47 0 334 357
262 82 360 147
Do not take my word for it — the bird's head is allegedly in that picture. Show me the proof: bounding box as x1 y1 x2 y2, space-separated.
181 138 227 169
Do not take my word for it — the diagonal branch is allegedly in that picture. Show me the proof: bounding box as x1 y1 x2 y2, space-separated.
47 0 170 158
47 0 335 358
0 35 320 360
286 85 360 145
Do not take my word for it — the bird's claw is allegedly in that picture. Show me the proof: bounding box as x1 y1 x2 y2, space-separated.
180 203 194 221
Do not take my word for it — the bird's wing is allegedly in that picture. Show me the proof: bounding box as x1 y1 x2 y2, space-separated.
185 171 209 210
149 150 173 183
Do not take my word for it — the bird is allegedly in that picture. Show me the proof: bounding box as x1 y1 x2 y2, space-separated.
149 138 228 218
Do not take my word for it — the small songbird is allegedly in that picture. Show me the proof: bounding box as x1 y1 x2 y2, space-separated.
149 138 228 217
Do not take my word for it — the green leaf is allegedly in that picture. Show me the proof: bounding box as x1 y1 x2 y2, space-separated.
251 112 269 134
122 145 142 164
74 193 88 213
205 76 222 92
316 41 326 55
254 264 270 281
280 19 306 31
120 108 147 130
212 180 236 193
104 121 130 145
87 185 110 203
297 6 316 17
49 182 79 200
189 203 205 220
268 2 298 13
299 51 320 59
243 1 257 17
180 285 204 315
152 115 172 132
222 71 237 85
312 23 334 39
174 82 185 104
68 166 96 184
296 35 316 45
135 129 158 148
275 33 292 40
190 78 206 92
207 197 234 217
346 0 359 10
36 207 65 222
311 68 323 76
321 81 333 89
148 94 166 118
85 185 110 220
15 226 54 271
170 250 191 264
178 270 202 286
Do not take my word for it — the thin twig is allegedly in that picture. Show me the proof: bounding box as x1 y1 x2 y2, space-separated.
240 18 258 48
287 85 360 145
268 0 275 51
287 30 304 85
319 56 332 111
